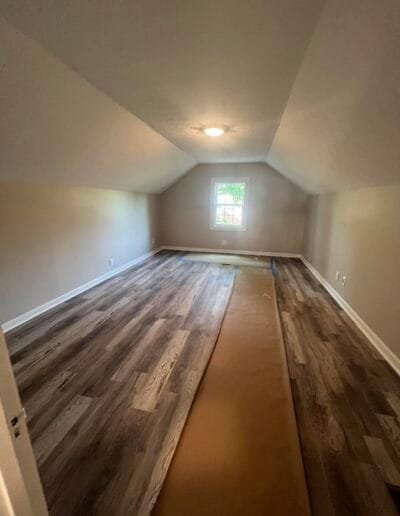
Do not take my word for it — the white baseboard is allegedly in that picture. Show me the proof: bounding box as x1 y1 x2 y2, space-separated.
2 245 294 333
162 245 301 258
301 257 400 376
2 247 162 333
6 245 397 376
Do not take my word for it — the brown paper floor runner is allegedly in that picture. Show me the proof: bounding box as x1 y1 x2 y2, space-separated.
153 267 310 516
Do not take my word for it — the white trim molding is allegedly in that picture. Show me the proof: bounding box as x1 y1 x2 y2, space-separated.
2 245 297 333
209 177 250 232
2 247 162 333
302 257 400 376
162 245 301 258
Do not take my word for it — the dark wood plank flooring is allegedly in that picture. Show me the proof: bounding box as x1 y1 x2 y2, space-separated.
5 252 400 515
6 251 234 515
275 258 400 516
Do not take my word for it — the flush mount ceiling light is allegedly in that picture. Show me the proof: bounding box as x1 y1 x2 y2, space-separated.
191 125 235 136
203 127 225 137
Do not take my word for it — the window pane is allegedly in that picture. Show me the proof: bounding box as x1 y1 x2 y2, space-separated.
233 183 245 205
216 185 227 204
232 205 243 225
224 206 234 225
215 205 225 224
216 182 245 206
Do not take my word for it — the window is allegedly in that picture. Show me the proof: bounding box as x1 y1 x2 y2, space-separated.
210 178 249 231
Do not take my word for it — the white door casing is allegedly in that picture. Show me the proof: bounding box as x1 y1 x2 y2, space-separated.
0 329 48 516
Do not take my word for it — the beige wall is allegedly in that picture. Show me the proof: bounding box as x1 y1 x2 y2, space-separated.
303 185 400 357
0 182 160 324
268 0 400 193
161 163 308 254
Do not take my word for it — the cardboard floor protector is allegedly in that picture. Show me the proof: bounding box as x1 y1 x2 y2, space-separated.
152 267 310 516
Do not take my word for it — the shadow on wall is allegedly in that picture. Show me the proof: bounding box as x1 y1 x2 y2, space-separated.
303 194 335 274
0 183 160 325
302 187 400 359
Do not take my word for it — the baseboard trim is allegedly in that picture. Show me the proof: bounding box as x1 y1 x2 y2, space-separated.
162 245 301 258
301 257 400 376
2 247 162 333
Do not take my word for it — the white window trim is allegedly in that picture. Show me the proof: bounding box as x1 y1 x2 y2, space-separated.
209 177 250 231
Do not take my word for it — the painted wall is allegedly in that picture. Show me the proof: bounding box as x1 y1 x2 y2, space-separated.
161 163 308 254
303 185 400 358
0 183 160 324
268 0 400 193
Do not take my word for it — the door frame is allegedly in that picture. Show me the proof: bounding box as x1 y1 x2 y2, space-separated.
0 328 48 515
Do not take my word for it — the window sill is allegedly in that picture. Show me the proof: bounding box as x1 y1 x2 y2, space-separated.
209 225 247 232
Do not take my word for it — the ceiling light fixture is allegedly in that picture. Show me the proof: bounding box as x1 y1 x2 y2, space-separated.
203 127 225 137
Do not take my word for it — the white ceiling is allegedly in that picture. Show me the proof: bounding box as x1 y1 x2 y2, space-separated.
1 0 399 194
0 17 195 193
268 0 400 193
0 0 324 164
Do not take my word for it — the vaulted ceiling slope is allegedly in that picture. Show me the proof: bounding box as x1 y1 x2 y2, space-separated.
2 1 398 195
0 17 195 193
268 0 400 193
0 0 324 166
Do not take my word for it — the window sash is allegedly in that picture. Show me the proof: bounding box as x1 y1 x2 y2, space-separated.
215 204 243 226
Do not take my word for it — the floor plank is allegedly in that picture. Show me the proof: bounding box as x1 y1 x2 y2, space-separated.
6 251 234 515
6 253 400 515
275 258 400 516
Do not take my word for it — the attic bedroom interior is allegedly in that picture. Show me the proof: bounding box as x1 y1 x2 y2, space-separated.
0 1 399 515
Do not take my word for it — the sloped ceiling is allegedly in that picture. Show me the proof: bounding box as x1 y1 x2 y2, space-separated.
1 0 399 194
0 17 195 193
268 0 400 193
0 0 324 166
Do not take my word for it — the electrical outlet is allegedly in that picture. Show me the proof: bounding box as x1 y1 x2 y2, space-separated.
151 237 156 245
335 271 340 281
109 258 114 268
221 239 227 246
341 275 347 286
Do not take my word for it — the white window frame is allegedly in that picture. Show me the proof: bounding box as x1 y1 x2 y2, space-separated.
210 177 249 231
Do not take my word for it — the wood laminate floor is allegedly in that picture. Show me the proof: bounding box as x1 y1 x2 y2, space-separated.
5 253 400 515
275 258 400 515
6 251 234 515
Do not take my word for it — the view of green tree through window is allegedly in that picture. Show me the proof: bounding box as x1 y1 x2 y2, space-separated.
211 179 248 230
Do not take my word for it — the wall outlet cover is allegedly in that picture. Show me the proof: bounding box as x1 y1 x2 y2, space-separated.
109 258 114 268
